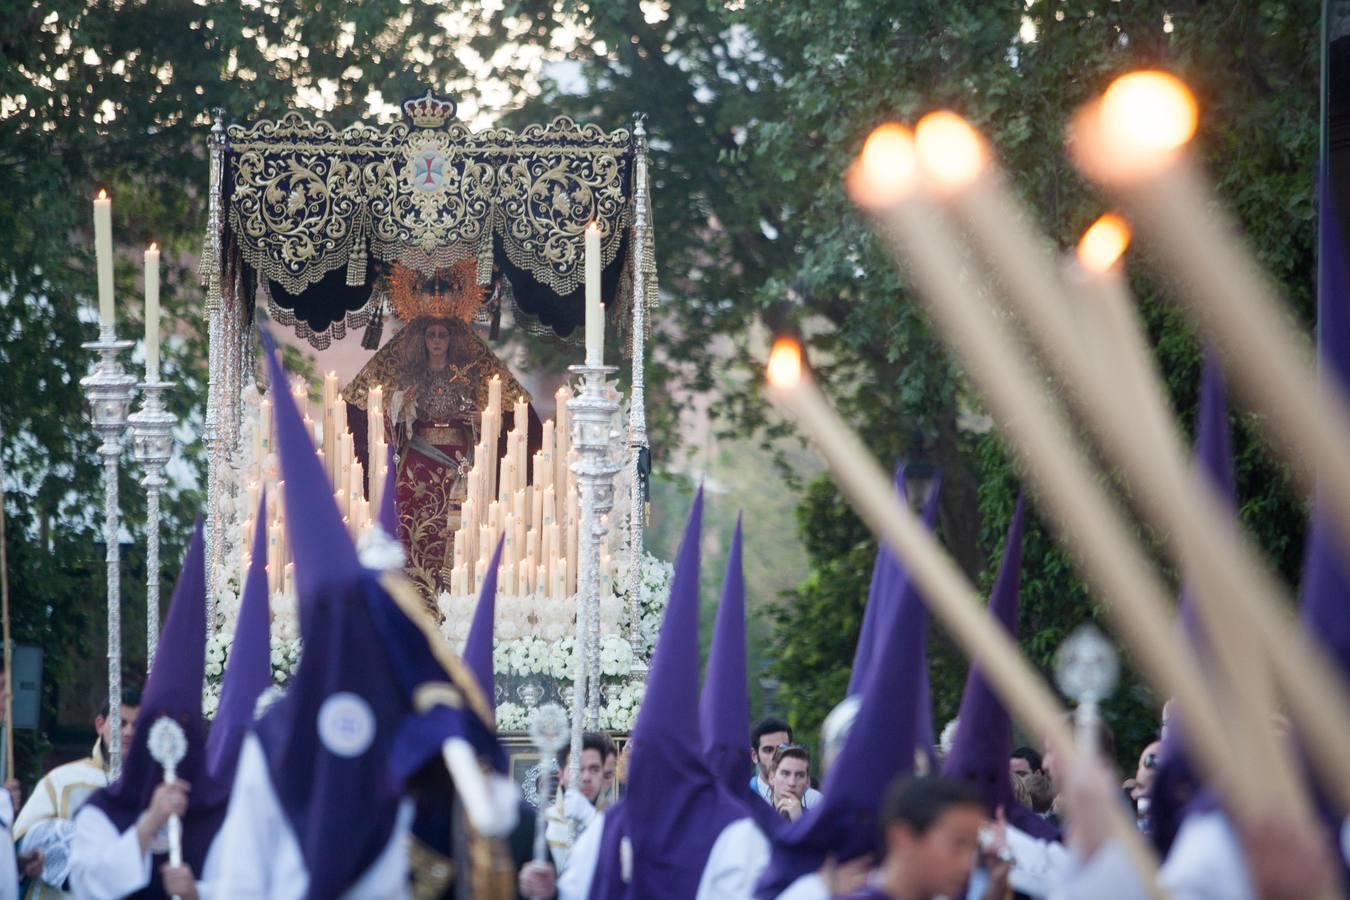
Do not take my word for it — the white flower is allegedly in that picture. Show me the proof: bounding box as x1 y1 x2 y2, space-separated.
599 636 633 676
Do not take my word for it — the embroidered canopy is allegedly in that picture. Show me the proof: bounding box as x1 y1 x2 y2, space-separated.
216 90 638 348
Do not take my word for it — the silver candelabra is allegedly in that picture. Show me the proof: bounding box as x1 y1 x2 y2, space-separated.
565 363 621 792
625 114 654 668
130 380 175 670
82 325 137 780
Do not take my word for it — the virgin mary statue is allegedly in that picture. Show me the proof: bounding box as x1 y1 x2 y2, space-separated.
343 260 541 603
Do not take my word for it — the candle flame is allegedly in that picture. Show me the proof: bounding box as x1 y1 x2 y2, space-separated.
1101 71 1197 154
586 220 598 233
846 123 918 210
148 241 158 251
96 189 108 200
1073 71 1198 183
767 336 804 388
1077 213 1132 273
914 111 987 192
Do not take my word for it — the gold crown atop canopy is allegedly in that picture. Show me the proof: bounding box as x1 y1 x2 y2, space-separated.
401 89 457 130
383 259 486 323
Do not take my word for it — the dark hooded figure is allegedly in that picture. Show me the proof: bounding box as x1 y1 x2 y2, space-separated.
210 332 517 899
72 521 233 899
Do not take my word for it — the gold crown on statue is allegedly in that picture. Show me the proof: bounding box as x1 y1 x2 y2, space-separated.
384 259 486 323
402 89 457 129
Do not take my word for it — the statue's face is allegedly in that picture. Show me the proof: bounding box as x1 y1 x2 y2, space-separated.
424 323 451 358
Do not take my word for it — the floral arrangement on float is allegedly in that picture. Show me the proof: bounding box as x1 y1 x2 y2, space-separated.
203 385 672 731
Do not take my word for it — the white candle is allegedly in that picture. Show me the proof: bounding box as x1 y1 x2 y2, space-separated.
585 222 603 365
488 374 502 414
143 243 160 380
94 191 114 328
322 372 338 475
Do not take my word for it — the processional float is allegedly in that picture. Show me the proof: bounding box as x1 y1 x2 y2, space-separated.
192 90 660 783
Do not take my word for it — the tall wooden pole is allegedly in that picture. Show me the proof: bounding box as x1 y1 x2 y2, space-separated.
0 407 14 778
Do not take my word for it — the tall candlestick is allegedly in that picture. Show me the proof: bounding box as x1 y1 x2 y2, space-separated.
143 243 160 381
94 191 115 328
585 222 603 366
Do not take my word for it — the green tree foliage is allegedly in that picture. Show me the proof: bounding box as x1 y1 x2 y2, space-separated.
0 0 484 777
475 0 1318 765
1 0 1319 782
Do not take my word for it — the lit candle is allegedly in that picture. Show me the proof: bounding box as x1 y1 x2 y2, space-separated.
1071 71 1350 577
292 381 309 423
488 374 502 415
94 190 114 329
585 221 603 366
144 243 160 380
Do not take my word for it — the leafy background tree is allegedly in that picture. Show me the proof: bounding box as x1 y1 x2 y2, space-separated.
0 0 1317 781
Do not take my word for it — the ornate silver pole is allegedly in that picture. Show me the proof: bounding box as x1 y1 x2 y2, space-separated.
82 325 136 780
130 380 175 669
566 363 621 787
625 115 654 663
202 108 226 592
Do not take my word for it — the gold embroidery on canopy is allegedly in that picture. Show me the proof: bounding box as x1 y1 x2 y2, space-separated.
225 112 631 296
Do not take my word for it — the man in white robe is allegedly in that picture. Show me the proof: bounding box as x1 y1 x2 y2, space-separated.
14 698 138 900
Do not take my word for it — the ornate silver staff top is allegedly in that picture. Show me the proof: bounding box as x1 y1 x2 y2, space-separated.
147 715 188 880
528 702 571 871
1055 623 1119 755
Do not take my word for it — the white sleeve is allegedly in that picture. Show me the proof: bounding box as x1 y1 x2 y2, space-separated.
774 874 829 900
1004 824 1072 897
69 806 151 900
1047 840 1149 900
1157 812 1254 900
0 792 17 900
1048 811 1254 900
557 809 604 900
12 776 56 841
696 819 769 900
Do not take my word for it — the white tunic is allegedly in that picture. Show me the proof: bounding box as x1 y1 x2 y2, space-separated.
1002 823 1072 897
557 813 767 900
212 735 413 899
14 750 107 900
1049 810 1252 900
0 790 20 900
68 805 222 900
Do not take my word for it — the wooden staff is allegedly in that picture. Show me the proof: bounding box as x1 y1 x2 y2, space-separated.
843 124 1261 826
908 110 1350 816
763 346 1163 896
1070 71 1350 575
0 407 12 780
